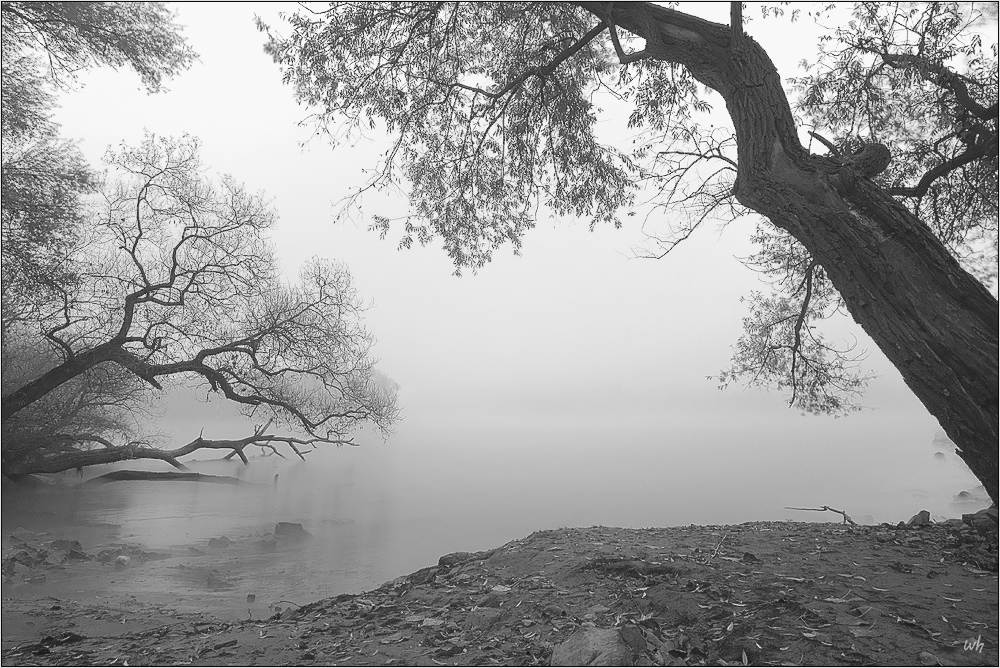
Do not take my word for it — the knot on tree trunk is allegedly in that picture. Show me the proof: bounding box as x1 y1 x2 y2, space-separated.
848 142 892 178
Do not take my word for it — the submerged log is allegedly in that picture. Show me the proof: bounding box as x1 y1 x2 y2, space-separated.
84 470 255 485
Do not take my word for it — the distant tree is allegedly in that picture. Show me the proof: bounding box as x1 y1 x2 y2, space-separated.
259 2 998 503
1 134 400 478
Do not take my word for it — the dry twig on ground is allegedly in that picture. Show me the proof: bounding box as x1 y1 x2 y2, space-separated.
786 505 858 525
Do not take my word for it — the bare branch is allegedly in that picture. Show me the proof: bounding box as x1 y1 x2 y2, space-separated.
788 262 818 408
808 131 842 158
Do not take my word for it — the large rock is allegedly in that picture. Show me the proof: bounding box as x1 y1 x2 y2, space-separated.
962 506 998 536
550 626 634 666
274 522 311 541
907 510 931 526
49 539 84 553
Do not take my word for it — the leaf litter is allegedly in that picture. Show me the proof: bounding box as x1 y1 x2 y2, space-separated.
2 520 996 666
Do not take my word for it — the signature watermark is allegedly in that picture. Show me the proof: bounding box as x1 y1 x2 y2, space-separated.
963 635 984 653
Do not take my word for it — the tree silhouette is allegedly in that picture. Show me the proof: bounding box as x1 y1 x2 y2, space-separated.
2 135 399 478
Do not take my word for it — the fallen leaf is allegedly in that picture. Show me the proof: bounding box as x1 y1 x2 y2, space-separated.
850 628 882 638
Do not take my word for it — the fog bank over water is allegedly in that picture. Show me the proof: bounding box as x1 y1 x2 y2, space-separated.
148 385 982 540
5 392 982 617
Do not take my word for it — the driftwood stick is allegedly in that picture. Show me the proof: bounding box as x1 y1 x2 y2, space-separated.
702 533 728 563
786 505 858 525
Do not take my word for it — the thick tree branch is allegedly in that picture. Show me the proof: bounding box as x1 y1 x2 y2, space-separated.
730 2 743 49
4 422 349 478
886 132 999 198
604 6 650 64
12 437 190 476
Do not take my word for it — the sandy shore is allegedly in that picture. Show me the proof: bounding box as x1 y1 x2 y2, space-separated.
3 518 997 666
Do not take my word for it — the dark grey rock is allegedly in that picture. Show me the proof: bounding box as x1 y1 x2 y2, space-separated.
208 535 232 548
618 625 646 655
253 538 278 551
962 506 998 527
550 626 633 666
274 522 311 541
49 539 83 553
907 510 931 526
962 506 998 536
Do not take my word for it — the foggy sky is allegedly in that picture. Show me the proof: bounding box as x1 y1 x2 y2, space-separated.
48 2 981 519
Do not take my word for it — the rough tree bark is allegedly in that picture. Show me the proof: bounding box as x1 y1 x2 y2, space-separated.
580 2 999 504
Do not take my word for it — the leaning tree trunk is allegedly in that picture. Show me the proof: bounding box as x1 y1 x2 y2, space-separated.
589 2 999 504
747 165 999 507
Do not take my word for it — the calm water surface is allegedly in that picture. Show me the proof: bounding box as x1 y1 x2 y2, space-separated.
2 417 985 617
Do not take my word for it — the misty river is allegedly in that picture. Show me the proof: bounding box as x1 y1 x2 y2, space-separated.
2 411 986 620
